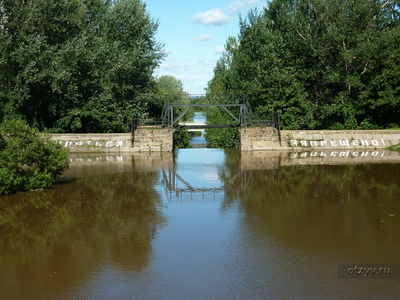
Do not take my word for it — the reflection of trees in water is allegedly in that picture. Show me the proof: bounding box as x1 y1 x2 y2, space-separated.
220 154 400 256
0 171 165 299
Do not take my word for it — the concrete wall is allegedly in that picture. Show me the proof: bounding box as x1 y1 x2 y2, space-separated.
240 128 400 151
50 128 173 153
50 127 400 153
239 127 281 151
132 128 173 152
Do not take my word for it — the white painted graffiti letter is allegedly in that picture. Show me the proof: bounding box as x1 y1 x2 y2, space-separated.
106 141 114 147
300 140 308 147
339 140 350 147
361 151 369 157
330 140 338 147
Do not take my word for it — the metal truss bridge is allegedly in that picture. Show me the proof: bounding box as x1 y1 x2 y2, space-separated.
131 94 280 139
161 94 254 130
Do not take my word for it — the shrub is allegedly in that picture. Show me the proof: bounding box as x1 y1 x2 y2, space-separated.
0 120 69 195
173 128 192 149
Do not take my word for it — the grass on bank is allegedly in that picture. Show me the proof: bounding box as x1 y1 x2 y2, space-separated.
386 143 400 152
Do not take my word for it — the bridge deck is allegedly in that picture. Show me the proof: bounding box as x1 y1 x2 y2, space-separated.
178 124 236 129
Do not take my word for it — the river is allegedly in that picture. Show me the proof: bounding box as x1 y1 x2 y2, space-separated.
189 112 207 148
1 149 400 299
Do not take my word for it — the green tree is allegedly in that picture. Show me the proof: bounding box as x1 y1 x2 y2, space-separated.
150 75 194 148
173 127 191 148
149 75 187 117
0 0 165 133
208 0 400 130
0 120 69 195
151 75 193 121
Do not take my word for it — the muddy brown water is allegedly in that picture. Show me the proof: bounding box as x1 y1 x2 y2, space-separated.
1 149 400 299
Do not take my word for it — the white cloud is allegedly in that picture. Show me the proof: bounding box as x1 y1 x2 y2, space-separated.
191 9 230 26
215 45 225 54
228 0 243 15
194 34 212 42
160 48 172 56
154 58 216 94
228 0 261 15
245 0 261 4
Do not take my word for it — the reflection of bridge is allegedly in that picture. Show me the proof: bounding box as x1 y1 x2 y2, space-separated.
159 168 260 202
158 166 283 203
161 169 225 193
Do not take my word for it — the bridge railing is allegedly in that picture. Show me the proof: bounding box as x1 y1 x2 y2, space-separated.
250 112 281 144
131 115 164 134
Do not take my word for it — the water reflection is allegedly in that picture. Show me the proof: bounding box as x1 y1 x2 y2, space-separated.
0 149 399 299
0 168 165 300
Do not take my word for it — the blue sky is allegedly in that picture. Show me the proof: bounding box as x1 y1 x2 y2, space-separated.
144 0 267 94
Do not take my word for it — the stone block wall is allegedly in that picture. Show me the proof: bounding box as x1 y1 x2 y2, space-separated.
50 128 173 153
50 133 133 153
239 127 281 150
50 128 400 153
240 127 400 151
283 130 400 150
132 128 173 152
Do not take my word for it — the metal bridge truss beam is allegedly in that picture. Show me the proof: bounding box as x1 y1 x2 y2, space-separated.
162 103 252 129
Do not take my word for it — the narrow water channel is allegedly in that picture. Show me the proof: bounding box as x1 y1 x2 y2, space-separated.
189 112 207 148
1 149 400 299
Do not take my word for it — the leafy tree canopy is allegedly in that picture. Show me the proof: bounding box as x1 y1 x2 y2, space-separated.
207 0 400 130
0 0 165 133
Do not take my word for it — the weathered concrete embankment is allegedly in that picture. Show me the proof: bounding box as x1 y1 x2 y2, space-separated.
50 128 173 153
240 128 400 151
50 127 400 153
